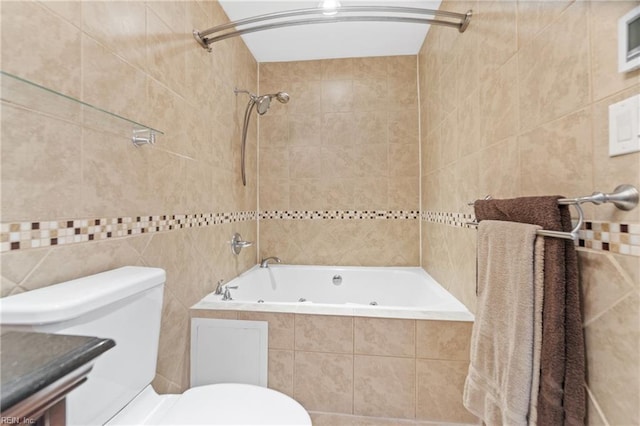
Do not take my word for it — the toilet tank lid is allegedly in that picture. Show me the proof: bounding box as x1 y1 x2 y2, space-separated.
0 267 166 325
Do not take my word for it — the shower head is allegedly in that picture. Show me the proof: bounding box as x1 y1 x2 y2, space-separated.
234 89 289 114
256 95 271 115
274 92 290 104
234 88 291 185
255 92 290 115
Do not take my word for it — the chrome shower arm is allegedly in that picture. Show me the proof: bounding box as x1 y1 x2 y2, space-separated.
234 88 256 99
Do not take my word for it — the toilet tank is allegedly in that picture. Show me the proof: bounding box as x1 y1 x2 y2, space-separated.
0 266 166 426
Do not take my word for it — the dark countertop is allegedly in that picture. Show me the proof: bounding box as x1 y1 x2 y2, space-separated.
0 330 115 411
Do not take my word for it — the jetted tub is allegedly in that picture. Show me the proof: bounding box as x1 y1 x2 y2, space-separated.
193 265 473 321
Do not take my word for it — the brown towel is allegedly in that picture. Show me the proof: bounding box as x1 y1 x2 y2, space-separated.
474 196 586 426
561 209 584 426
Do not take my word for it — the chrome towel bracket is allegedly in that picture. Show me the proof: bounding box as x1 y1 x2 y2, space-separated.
131 129 156 147
557 184 639 211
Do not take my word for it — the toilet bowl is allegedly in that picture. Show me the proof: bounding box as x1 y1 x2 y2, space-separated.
108 383 310 425
0 267 311 426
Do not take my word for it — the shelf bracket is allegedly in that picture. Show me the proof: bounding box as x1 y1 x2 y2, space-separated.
132 129 156 147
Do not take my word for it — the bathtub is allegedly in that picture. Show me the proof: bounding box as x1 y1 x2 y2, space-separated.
192 265 473 321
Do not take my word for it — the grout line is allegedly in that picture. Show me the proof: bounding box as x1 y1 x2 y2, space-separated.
135 232 154 258
416 53 423 267
17 248 53 287
586 0 594 107
607 252 638 289
507 81 640 137
32 1 82 32
352 317 356 415
292 313 297 398
514 20 523 197
582 289 635 328
586 0 597 208
585 384 611 426
256 61 261 263
414 319 418 419
308 410 451 425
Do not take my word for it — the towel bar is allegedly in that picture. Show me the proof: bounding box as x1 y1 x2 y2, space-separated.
466 185 639 241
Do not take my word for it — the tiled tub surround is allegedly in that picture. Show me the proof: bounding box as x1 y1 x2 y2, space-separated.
260 218 419 267
191 309 476 424
258 56 421 267
418 1 640 424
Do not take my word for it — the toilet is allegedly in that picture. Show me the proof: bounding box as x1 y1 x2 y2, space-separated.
0 266 311 425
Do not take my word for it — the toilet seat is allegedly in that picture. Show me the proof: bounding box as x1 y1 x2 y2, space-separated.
160 383 311 425
107 383 311 425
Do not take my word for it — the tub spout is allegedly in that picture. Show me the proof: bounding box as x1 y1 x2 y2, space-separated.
260 256 281 268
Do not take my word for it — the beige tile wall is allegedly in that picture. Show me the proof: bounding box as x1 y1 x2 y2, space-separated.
3 0 638 421
418 1 640 424
258 218 419 266
1 1 258 392
191 309 475 423
258 57 420 266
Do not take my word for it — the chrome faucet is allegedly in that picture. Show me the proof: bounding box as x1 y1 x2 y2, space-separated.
215 279 238 300
221 285 238 301
260 256 281 268
213 279 224 295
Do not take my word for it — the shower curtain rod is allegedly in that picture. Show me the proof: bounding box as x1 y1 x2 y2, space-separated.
193 6 472 51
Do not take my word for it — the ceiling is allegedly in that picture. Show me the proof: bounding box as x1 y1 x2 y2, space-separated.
217 0 443 63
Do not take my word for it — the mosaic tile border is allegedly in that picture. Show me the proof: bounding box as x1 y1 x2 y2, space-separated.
577 221 640 256
421 211 477 228
2 209 637 256
260 210 420 220
0 210 419 253
422 211 640 257
0 212 256 252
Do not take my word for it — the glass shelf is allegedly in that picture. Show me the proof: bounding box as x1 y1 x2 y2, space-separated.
0 71 162 146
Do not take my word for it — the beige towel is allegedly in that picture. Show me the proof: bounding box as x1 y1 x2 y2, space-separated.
528 228 545 426
463 220 545 425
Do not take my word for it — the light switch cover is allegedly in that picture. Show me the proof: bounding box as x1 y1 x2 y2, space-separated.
609 94 640 157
